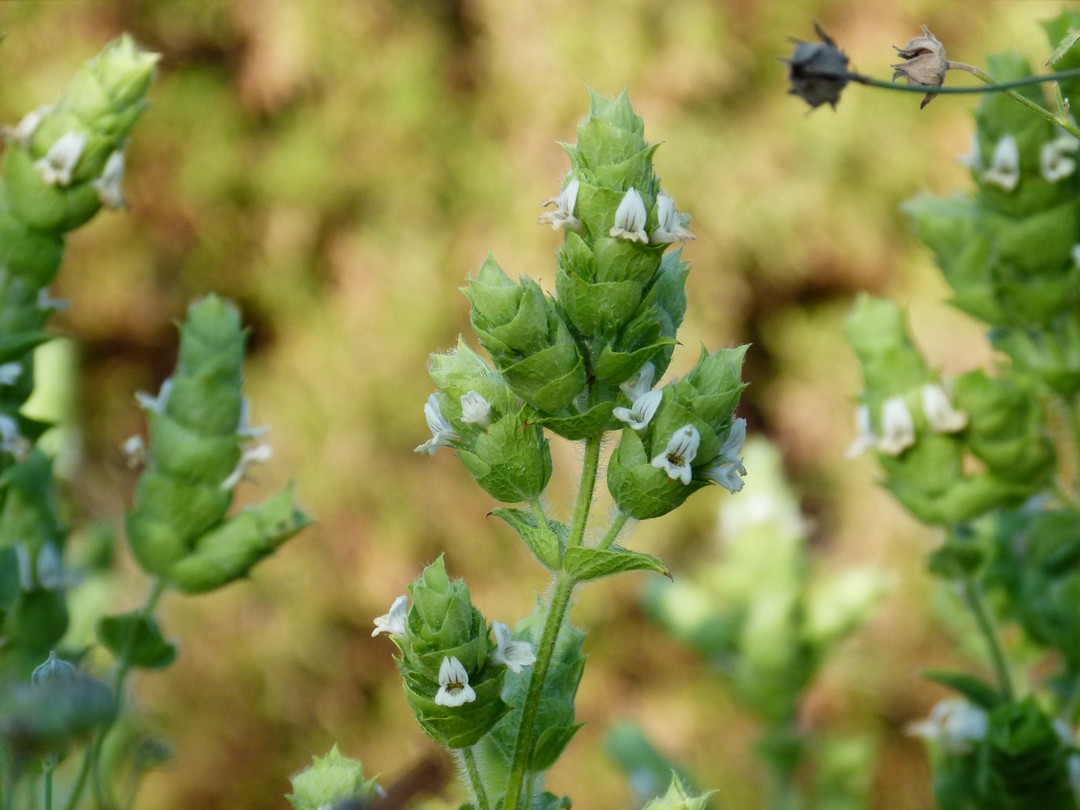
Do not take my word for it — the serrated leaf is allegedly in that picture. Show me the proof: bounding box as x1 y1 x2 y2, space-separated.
920 669 1004 710
563 545 669 582
1046 28 1080 66
491 508 565 569
97 612 177 669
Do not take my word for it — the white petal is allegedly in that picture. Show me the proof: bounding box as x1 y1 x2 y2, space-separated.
619 362 656 402
610 188 648 243
435 655 477 707
372 594 409 637
491 621 536 674
877 396 915 456
845 404 877 458
33 131 86 187
92 149 127 209
921 384 967 433
614 389 662 431
982 135 1019 192
539 178 581 231
650 424 700 485
0 363 22 386
460 390 493 428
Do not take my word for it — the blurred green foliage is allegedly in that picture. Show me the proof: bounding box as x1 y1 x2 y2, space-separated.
0 0 1074 807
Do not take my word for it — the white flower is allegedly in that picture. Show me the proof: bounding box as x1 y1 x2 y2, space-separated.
982 135 1020 192
2 105 50 147
37 288 68 312
610 187 648 243
490 621 536 674
1040 133 1079 183
460 390 493 428
956 132 982 171
121 435 147 468
845 404 877 458
0 363 22 386
414 394 461 456
620 362 656 402
372 595 408 638
649 191 694 244
539 178 581 231
435 656 476 707
651 424 700 485
135 379 173 414
876 396 915 456
33 131 86 187
704 418 747 493
906 698 988 755
613 389 662 431
35 542 67 590
1073 244 1080 268
921 383 967 433
92 149 127 209
220 442 273 490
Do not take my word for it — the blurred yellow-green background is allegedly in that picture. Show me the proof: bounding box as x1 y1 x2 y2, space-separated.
1 0 1073 807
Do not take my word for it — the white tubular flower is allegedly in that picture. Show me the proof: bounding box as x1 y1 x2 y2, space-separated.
610 187 648 243
490 621 536 674
649 191 694 244
845 404 877 458
906 699 988 755
0 413 28 459
877 396 915 456
1040 133 1079 183
982 135 1019 192
613 389 662 431
0 363 22 386
35 542 67 590
921 383 967 433
33 131 86 187
36 288 68 312
135 379 173 415
121 435 147 468
415 394 461 456
619 362 656 402
3 105 50 147
956 132 982 170
1073 244 1080 267
539 177 581 231
460 390 493 428
237 398 269 439
92 149 127 209
651 424 700 485
372 595 408 638
704 418 747 493
220 442 273 491
435 656 476 707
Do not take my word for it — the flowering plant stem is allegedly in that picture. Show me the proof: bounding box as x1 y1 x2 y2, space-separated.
65 577 168 810
960 574 1015 701
460 748 491 810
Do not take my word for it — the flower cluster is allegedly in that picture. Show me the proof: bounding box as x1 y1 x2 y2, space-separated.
125 297 309 593
372 557 535 749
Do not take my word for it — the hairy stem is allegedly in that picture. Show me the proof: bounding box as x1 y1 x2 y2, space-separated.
597 510 631 550
961 575 1015 700
460 748 491 810
567 434 602 549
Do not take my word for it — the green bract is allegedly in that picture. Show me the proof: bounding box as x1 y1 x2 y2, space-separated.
126 296 308 592
397 557 509 749
287 745 380 810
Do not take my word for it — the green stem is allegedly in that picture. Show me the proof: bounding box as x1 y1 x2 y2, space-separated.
597 510 630 550
566 434 602 549
44 762 54 810
459 747 490 810
1051 481 1080 518
958 64 1080 138
529 498 548 531
65 578 168 810
1063 395 1080 497
961 575 1015 700
501 572 577 810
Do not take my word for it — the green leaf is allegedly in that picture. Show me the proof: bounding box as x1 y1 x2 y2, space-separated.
927 542 985 580
97 612 177 669
563 545 669 582
532 722 585 771
920 669 1003 710
491 508 564 569
533 401 614 440
0 547 21 610
1046 27 1080 66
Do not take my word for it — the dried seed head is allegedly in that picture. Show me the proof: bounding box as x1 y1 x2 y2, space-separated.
891 25 947 109
782 23 850 110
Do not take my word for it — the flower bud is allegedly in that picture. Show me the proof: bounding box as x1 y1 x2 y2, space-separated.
31 651 77 686
287 745 381 810
395 557 510 748
3 36 157 233
782 24 850 110
892 26 948 109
